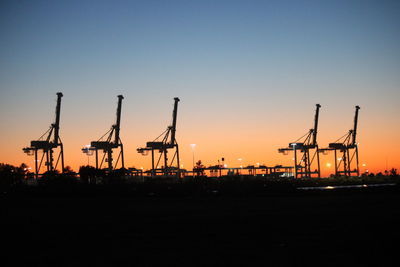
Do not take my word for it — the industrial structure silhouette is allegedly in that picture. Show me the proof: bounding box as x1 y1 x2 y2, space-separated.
23 93 361 179
23 92 64 178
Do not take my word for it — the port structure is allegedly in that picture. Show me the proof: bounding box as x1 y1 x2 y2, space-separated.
278 104 321 178
23 92 65 178
137 97 180 177
83 95 125 171
319 106 360 176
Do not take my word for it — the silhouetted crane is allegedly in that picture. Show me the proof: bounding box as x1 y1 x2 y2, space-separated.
278 104 321 178
83 95 125 171
23 92 64 178
137 97 180 177
320 106 360 176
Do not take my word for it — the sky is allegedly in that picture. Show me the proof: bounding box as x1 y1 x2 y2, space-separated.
0 0 399 176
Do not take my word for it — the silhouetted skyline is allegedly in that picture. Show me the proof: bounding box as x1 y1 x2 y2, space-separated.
1 0 399 174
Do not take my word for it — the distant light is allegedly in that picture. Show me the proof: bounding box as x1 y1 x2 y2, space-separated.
326 163 332 167
240 165 243 168
140 167 144 170
181 164 184 168
362 163 366 167
238 158 242 161
223 164 228 168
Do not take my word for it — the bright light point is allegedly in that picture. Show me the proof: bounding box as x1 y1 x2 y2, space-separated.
362 163 366 167
240 165 243 168
326 163 331 167
223 164 228 168
238 158 242 161
181 164 184 168
140 167 143 170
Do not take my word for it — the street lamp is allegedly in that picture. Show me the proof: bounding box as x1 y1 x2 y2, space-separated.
326 163 332 168
190 144 196 171
362 163 367 174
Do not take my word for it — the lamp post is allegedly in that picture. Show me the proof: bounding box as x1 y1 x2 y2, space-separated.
362 163 367 174
190 144 196 175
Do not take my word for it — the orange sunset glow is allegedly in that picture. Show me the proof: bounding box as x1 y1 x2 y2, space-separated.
1 94 399 177
1 1 399 177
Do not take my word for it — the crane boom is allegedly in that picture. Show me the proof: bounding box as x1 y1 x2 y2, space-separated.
312 104 321 146
170 97 180 145
351 105 360 146
53 92 63 145
114 95 124 145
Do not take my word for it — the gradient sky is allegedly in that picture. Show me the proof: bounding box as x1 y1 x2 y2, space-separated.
1 0 399 175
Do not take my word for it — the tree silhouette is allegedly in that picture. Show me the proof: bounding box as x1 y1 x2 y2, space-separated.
0 163 24 189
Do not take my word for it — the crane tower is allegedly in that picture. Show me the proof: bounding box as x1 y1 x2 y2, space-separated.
137 97 181 177
278 104 321 178
23 92 65 178
320 106 360 176
83 95 125 171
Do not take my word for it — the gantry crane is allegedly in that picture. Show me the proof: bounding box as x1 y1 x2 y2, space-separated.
83 95 125 171
320 106 360 176
137 97 180 177
23 92 65 178
278 104 321 178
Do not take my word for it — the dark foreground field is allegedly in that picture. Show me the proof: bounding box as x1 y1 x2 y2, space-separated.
2 188 400 266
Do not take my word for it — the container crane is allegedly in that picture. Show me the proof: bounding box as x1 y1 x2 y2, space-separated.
23 92 65 178
278 104 321 178
137 97 180 177
320 106 360 176
83 95 125 171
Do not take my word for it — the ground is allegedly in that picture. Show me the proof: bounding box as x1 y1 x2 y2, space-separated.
2 188 400 266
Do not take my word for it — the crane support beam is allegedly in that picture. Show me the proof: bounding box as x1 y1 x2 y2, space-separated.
114 95 124 145
352 105 360 146
170 97 180 145
312 104 321 146
53 92 63 145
